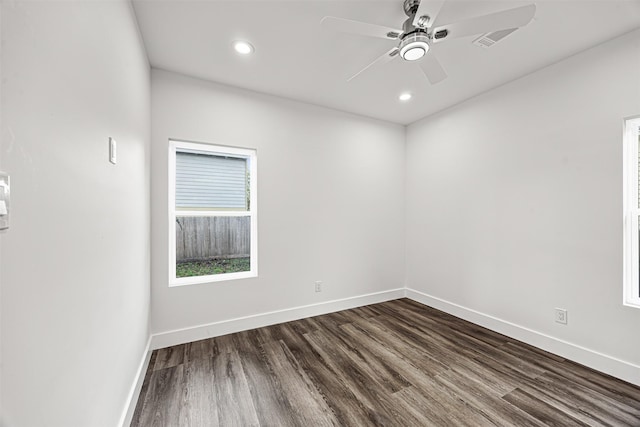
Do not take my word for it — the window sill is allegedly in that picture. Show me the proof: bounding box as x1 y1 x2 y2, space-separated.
170 270 257 287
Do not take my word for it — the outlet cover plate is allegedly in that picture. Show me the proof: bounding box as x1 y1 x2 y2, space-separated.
555 308 568 325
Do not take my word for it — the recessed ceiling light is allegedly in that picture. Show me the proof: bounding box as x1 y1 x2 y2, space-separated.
399 92 412 102
233 40 254 55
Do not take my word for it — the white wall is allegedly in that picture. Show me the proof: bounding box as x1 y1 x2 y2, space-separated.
151 70 405 336
1 1 150 426
406 29 640 383
0 3 4 419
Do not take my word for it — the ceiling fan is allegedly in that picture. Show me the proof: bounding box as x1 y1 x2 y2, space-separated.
321 0 536 84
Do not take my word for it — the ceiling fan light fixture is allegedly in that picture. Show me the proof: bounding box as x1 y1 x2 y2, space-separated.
402 45 426 61
399 33 430 61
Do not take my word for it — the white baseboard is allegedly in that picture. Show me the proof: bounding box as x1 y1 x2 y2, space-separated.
119 336 152 427
150 288 406 350
143 287 639 390
405 288 640 387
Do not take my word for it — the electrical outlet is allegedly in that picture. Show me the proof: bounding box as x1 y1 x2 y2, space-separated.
555 308 568 325
314 281 322 292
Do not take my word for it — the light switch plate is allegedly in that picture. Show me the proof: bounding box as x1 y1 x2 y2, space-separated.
109 137 117 164
0 172 9 231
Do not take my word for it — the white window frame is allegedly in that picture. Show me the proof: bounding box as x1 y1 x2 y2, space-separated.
168 140 257 286
623 117 640 308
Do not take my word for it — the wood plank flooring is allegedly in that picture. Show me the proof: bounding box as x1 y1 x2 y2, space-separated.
131 299 640 426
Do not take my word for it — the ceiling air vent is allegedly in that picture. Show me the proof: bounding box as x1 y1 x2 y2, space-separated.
472 28 518 48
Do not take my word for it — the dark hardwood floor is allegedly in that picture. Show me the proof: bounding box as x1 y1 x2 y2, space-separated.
131 299 640 426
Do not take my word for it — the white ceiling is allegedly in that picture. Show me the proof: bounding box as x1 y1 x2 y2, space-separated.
132 0 640 125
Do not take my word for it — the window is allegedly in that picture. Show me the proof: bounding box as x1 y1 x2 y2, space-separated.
623 117 640 307
169 140 257 286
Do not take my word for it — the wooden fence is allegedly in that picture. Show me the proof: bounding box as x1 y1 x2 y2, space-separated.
176 216 250 262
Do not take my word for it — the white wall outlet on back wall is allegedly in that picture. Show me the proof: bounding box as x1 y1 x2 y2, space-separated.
314 281 322 292
555 308 568 325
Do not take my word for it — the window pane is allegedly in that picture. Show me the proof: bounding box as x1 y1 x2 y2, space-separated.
175 215 250 278
624 120 640 307
176 151 248 210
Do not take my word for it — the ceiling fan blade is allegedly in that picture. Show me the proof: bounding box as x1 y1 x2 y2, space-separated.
432 4 535 43
321 16 403 40
348 47 399 82
412 0 446 29
419 53 447 84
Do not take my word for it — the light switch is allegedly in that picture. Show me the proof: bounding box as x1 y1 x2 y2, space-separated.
109 137 117 164
0 172 9 230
